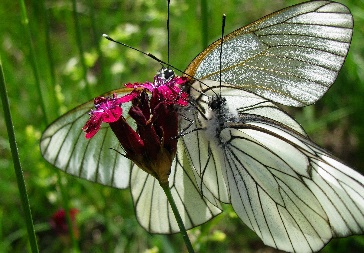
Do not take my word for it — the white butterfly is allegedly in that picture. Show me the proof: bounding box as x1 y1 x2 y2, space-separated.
40 1 363 252
182 81 364 252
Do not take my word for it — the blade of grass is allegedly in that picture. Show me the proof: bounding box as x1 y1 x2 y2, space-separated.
72 0 92 97
6 222 51 246
20 0 80 251
90 0 106 85
41 0 80 251
200 0 208 50
40 0 62 114
19 0 49 124
0 57 39 253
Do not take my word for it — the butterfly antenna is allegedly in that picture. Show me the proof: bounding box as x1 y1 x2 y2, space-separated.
167 0 171 67
103 34 186 76
103 34 161 63
103 34 213 91
219 14 226 96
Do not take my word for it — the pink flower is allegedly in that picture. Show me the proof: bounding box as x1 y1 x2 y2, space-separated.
82 69 189 184
82 91 139 138
125 71 188 106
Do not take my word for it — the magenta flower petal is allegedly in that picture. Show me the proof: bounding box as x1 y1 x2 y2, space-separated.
92 94 123 122
175 76 188 85
117 90 140 103
125 82 154 92
177 92 188 106
156 76 188 105
102 106 122 123
82 93 133 138
83 71 189 184
82 113 103 139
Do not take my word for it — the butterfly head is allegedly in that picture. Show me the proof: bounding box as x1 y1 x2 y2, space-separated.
209 95 226 111
155 68 175 86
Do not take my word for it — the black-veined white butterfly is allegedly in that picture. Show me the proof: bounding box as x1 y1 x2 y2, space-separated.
40 1 364 252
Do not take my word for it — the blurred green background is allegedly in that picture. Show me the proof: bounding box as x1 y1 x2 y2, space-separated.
1 0 364 252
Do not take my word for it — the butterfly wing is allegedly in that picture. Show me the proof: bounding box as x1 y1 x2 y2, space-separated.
182 80 307 203
131 141 221 234
185 81 364 252
40 88 222 233
222 118 364 252
40 89 135 189
185 1 353 107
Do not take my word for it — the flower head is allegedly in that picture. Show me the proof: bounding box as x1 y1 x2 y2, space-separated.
82 91 139 138
83 69 188 185
125 68 188 107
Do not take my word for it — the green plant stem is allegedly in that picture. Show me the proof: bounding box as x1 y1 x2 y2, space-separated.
40 0 62 113
41 1 80 251
161 183 195 253
19 0 49 123
20 0 80 251
200 0 208 50
90 0 106 84
72 0 92 97
0 59 39 253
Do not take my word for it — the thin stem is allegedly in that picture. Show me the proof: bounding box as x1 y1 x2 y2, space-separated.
72 0 92 97
40 1 80 251
161 183 195 253
219 14 226 95
200 0 208 50
20 0 80 250
19 0 49 123
40 0 62 113
167 0 171 65
0 58 39 253
90 0 106 85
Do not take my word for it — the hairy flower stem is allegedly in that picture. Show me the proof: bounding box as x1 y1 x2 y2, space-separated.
161 183 195 253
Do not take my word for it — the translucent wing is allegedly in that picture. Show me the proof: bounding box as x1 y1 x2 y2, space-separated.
185 1 353 106
131 141 221 234
184 81 364 252
40 88 221 233
40 89 134 189
222 119 364 252
182 80 307 203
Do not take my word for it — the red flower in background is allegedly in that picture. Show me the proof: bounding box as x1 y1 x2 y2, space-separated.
50 208 79 239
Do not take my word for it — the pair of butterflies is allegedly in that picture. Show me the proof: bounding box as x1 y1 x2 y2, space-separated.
40 1 364 252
